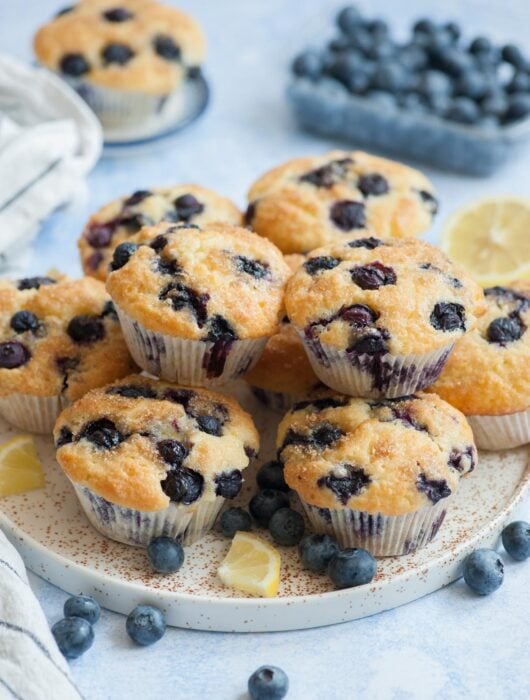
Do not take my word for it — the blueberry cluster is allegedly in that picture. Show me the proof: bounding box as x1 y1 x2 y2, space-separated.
299 533 377 589
292 5 530 126
51 595 100 659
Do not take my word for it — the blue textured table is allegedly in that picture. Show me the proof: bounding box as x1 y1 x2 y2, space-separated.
1 1 529 698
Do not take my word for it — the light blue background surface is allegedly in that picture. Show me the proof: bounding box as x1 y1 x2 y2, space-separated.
1 1 530 698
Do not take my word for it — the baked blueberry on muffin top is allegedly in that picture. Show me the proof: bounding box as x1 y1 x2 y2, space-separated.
246 150 437 254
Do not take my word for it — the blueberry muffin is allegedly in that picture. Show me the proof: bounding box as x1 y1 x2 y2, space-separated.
106 221 291 386
33 0 206 127
285 237 485 398
54 374 259 546
79 184 242 281
429 282 530 450
0 275 135 433
277 391 476 555
246 150 438 254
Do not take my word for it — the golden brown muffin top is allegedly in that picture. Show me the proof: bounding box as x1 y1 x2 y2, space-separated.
54 374 259 511
277 391 476 515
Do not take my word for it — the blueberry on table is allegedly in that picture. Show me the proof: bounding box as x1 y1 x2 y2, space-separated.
256 460 289 492
63 595 101 625
220 507 252 537
291 50 322 79
249 489 290 527
126 605 166 646
299 533 340 572
327 548 377 589
248 665 289 700
147 537 185 574
462 549 504 595
52 617 94 659
269 507 305 546
501 521 530 561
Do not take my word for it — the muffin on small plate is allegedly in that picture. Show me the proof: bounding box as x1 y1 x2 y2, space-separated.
79 184 241 281
246 150 437 254
429 282 530 450
285 237 485 398
54 374 259 546
33 0 206 127
106 221 290 386
277 391 477 556
0 275 135 433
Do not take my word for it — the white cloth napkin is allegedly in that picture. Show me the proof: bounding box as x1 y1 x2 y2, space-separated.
0 529 82 700
0 54 102 275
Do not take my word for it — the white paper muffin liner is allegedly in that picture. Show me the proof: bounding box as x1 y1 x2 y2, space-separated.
0 393 69 434
250 387 296 413
298 332 454 398
467 408 530 450
116 306 268 387
301 499 451 557
72 483 224 547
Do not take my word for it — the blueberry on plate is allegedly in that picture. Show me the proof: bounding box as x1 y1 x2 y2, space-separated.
256 460 289 492
327 548 377 589
462 549 504 595
220 507 252 537
248 665 289 700
299 533 340 572
147 536 185 574
52 617 94 659
249 489 290 527
63 595 101 625
501 521 530 561
268 507 305 546
126 605 166 646
291 50 322 79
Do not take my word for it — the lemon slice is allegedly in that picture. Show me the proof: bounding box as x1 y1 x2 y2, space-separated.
442 196 530 287
0 435 45 498
217 532 281 598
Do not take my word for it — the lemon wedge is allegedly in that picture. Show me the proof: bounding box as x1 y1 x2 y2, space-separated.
442 196 530 287
217 531 281 598
0 435 45 498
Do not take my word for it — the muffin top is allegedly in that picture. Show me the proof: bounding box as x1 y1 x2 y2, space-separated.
277 391 476 515
429 282 530 415
246 150 438 254
285 237 485 356
0 275 135 399
106 222 291 340
79 184 242 281
34 0 205 95
54 374 259 511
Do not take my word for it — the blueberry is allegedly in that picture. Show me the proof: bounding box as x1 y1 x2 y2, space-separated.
346 236 383 249
215 470 243 498
504 94 530 123
147 536 185 574
318 465 371 504
419 189 439 215
481 92 508 118
10 310 39 334
235 255 270 280
340 303 377 326
292 50 322 79
249 489 290 527
103 7 133 22
430 302 466 332
312 423 344 448
124 189 151 206
52 617 94 659
174 193 204 221
60 53 90 77
300 158 352 188
342 26 373 54
80 419 124 450
501 521 530 561
469 37 492 55
463 549 504 595
346 69 372 94
67 315 104 344
206 314 237 342
350 262 396 289
269 507 305 546
304 256 341 275
17 276 56 291
220 507 252 537
398 43 428 72
107 384 157 399
102 43 134 65
444 21 461 43
413 18 436 37
55 426 73 448
365 90 397 108
336 6 362 35
126 605 166 646
367 19 389 40
417 69 452 97
256 461 288 492
416 473 451 504
299 533 340 572
110 241 139 270
327 53 364 87
399 91 429 113
0 341 31 369
486 316 524 344
455 70 489 100
63 595 101 625
248 666 289 700
119 212 152 232
446 97 480 124
366 39 395 63
431 47 472 78
85 223 114 248
327 548 377 589
371 62 406 92
196 414 222 436
348 330 388 355
330 200 366 230
159 283 209 326
358 173 389 197
153 35 181 61
157 439 188 467
501 44 528 70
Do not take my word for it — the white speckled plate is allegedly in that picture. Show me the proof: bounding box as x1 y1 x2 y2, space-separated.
0 383 528 632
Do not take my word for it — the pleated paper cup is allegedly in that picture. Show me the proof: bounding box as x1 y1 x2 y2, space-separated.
72 483 224 547
467 409 530 451
250 387 296 413
299 332 453 399
0 393 69 434
301 499 450 557
116 305 267 387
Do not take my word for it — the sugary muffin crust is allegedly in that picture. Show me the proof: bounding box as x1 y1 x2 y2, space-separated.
285 237 485 356
277 391 476 515
34 0 205 95
54 375 259 511
429 282 530 415
246 150 438 254
79 184 242 281
106 221 291 340
0 275 135 399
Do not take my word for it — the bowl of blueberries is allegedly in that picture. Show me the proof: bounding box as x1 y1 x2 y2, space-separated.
288 5 530 175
